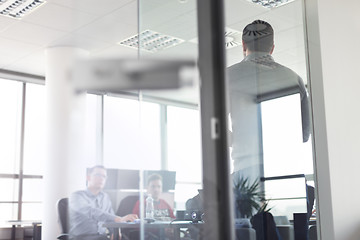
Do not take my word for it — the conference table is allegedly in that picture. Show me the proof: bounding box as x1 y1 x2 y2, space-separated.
103 220 204 240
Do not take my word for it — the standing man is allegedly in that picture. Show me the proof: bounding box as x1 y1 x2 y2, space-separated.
69 165 138 240
228 20 310 182
132 173 175 219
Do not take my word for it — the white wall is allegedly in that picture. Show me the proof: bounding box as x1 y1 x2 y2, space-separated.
310 0 360 239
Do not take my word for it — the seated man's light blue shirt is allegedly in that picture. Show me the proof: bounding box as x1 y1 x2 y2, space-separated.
69 189 116 236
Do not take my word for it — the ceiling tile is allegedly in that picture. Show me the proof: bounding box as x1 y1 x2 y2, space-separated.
74 16 137 44
4 49 46 76
0 16 18 33
105 0 138 27
152 11 197 41
224 0 267 26
226 46 244 67
48 33 112 52
21 2 99 32
0 37 40 68
269 0 304 26
273 48 305 66
48 0 134 16
140 0 196 29
226 0 302 32
92 45 138 58
150 42 198 58
275 25 305 52
0 21 68 47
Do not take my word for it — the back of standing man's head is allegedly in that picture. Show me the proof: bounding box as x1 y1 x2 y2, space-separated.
242 20 274 53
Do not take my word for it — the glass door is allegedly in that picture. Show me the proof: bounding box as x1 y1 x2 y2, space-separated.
220 0 318 239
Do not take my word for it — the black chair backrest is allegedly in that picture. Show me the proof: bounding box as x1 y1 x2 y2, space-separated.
306 185 315 220
116 195 139 216
57 198 69 234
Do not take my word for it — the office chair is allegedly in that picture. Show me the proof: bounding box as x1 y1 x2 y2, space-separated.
56 198 72 240
115 195 139 240
306 185 315 220
56 198 112 240
116 195 139 216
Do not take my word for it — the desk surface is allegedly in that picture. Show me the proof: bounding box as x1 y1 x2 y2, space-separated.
104 221 204 240
103 220 203 229
3 220 41 226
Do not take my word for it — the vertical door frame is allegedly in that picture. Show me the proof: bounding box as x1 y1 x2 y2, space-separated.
197 0 235 239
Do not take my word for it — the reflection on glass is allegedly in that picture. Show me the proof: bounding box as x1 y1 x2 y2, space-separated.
0 79 22 174
23 83 46 175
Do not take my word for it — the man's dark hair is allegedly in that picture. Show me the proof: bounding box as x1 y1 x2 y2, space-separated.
87 165 106 175
147 173 162 186
242 20 274 53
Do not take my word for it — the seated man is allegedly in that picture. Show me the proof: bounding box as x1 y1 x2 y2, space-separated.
186 189 204 214
132 173 175 220
69 165 138 240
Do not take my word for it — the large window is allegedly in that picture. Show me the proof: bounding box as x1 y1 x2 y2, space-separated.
0 79 22 221
262 94 313 177
84 94 101 164
103 96 162 170
0 80 47 221
167 106 202 209
261 94 314 219
23 84 46 175
0 78 203 221
0 79 22 175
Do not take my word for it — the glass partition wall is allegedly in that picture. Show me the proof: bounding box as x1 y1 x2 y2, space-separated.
6 0 316 239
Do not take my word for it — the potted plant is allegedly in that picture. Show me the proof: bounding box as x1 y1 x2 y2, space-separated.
233 176 270 219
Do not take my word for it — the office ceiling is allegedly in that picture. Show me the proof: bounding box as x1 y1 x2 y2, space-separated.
0 0 307 104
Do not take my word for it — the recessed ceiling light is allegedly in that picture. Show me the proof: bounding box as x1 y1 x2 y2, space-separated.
0 0 46 19
245 0 295 8
189 27 242 49
118 30 185 53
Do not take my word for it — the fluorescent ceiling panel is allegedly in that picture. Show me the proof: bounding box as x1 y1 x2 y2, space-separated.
118 30 184 53
245 0 295 8
0 0 46 19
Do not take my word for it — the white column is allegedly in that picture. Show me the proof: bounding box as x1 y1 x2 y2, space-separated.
43 47 89 239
